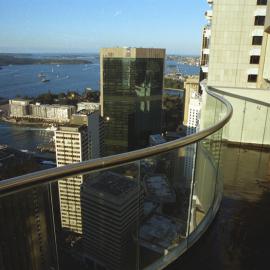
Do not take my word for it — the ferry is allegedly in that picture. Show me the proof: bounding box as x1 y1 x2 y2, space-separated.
41 78 50 83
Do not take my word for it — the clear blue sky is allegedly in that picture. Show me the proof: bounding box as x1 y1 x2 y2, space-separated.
0 0 208 55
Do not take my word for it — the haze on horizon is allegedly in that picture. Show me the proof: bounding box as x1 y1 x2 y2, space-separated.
0 0 208 55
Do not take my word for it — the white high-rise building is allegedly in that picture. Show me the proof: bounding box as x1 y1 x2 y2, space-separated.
184 92 202 185
186 92 202 135
55 125 89 234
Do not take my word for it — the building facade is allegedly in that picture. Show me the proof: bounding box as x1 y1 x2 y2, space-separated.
81 172 143 270
9 99 76 123
183 76 200 126
100 47 165 156
70 110 104 159
9 99 30 117
201 0 270 146
206 0 270 89
77 102 100 113
55 125 89 234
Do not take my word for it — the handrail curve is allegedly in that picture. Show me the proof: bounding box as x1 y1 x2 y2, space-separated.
0 88 233 195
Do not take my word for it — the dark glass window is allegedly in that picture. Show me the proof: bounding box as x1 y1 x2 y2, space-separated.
252 36 263 45
257 0 267 5
248 74 258 82
254 16 265 25
250 55 260 64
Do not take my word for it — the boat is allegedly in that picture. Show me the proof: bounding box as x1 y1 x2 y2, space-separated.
45 125 57 132
41 78 50 83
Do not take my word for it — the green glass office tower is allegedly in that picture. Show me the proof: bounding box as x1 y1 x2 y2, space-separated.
100 48 165 156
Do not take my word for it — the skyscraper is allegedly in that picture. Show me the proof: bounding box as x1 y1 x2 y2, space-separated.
81 171 144 270
0 186 58 270
206 0 269 89
201 0 270 147
70 110 104 159
100 47 165 156
55 125 89 234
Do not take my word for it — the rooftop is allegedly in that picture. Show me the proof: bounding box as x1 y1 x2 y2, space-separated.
139 214 184 254
84 171 138 198
144 174 176 203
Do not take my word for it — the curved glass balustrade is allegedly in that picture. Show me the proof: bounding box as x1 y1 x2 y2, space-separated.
0 88 232 270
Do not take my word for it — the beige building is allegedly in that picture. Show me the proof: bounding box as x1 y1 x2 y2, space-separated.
202 0 270 147
71 110 104 159
207 0 270 89
55 125 89 234
29 104 76 122
183 76 200 126
76 102 100 113
9 99 30 117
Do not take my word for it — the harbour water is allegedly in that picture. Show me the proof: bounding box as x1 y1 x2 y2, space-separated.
0 58 199 156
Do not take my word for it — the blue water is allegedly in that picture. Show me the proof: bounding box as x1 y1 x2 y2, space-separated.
0 59 198 153
0 63 100 99
0 60 199 99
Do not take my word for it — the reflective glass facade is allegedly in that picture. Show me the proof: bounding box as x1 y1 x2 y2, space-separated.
101 49 165 156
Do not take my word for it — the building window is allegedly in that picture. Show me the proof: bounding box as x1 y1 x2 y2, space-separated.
247 74 258 82
254 16 265 25
252 36 263 45
257 0 267 5
250 55 260 64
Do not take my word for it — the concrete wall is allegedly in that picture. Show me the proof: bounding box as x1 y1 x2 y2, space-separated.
208 0 268 88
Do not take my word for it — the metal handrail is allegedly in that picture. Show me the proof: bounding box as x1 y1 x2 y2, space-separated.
0 88 233 195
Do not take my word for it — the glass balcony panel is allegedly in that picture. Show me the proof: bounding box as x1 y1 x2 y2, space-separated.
0 88 232 270
262 107 270 146
241 101 268 146
222 96 246 143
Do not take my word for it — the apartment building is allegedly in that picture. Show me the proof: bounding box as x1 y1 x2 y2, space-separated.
202 0 270 146
55 125 89 234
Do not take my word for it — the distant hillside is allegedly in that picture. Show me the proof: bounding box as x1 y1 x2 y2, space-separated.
0 54 92 66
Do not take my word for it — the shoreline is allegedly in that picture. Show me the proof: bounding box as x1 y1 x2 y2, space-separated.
0 117 52 128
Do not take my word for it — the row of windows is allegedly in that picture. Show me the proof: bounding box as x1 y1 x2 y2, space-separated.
56 136 79 141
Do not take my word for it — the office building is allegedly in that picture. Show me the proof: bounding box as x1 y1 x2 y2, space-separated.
0 186 57 270
9 99 30 117
199 26 211 81
71 110 104 159
55 125 89 234
183 76 200 126
77 102 100 113
9 99 76 123
183 92 202 186
81 171 144 270
100 47 165 156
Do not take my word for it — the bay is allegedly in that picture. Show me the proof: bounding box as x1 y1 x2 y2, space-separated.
0 59 199 154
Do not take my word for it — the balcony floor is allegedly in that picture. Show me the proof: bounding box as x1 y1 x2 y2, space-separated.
167 145 270 270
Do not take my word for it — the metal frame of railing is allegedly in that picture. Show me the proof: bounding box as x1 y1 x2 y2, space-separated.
0 88 233 196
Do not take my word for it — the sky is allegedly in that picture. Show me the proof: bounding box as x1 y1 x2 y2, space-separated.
0 0 209 55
